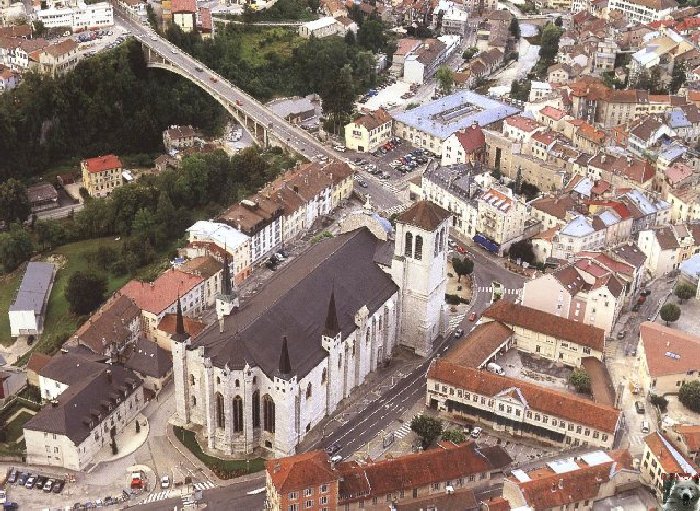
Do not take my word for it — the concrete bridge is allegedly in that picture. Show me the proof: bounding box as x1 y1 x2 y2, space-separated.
116 11 334 160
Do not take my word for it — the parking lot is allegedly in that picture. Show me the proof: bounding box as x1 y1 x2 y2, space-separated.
3 467 73 509
339 139 434 182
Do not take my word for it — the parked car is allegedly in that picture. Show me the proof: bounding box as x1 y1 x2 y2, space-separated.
470 426 482 438
160 475 171 490
358 180 369 188
25 474 37 488
469 311 477 322
53 480 65 493
637 295 646 305
0 491 5 504
3 503 17 511
635 400 645 414
640 289 651 296
6 468 17 484
17 473 29 486
35 475 48 489
454 328 464 338
632 303 641 312
43 479 54 492
325 441 341 455
616 330 626 340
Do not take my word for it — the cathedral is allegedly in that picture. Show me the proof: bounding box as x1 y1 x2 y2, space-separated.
172 201 451 457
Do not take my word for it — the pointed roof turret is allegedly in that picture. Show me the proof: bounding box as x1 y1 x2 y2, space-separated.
323 291 340 338
171 296 190 343
278 336 291 376
222 250 232 296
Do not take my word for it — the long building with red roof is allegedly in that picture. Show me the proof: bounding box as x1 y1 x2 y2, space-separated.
80 154 123 198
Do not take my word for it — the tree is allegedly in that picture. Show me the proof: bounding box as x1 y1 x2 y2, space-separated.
411 414 443 448
568 368 591 393
94 245 118 270
674 282 696 304
344 30 356 45
320 64 356 134
0 224 33 274
436 66 454 95
32 19 46 38
65 271 107 315
441 429 466 444
649 393 669 413
508 239 535 264
538 23 563 65
0 179 31 225
462 47 478 61
357 18 386 53
509 17 520 38
659 303 681 326
34 220 66 251
670 61 687 95
679 381 700 413
452 257 474 282
554 16 563 27
510 79 531 102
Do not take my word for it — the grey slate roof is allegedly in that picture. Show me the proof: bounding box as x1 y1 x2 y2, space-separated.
192 228 399 378
25 364 142 445
124 338 172 379
392 90 519 140
9 262 55 314
39 352 106 386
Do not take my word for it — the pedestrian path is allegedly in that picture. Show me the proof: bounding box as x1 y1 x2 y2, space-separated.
143 491 170 503
395 414 419 439
193 480 216 491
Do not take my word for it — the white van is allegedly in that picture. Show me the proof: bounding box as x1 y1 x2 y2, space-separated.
486 363 505 375
641 420 650 434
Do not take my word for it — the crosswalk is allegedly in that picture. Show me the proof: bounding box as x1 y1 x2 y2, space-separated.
385 203 408 216
395 415 418 439
476 286 522 296
143 491 170 503
449 313 466 329
193 480 216 491
629 433 645 446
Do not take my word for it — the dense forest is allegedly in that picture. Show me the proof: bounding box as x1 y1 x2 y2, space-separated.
0 41 227 180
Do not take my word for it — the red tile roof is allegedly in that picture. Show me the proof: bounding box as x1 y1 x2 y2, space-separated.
455 124 486 153
171 0 196 12
672 425 700 452
444 321 513 368
505 116 542 133
640 322 700 377
266 450 337 493
27 352 51 373
83 154 122 174
396 200 451 231
429 361 621 433
353 108 391 131
119 269 204 315
157 314 206 338
644 432 698 474
540 106 566 121
482 301 605 352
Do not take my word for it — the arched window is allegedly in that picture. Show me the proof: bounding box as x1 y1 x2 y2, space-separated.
263 395 275 433
191 395 197 407
439 228 445 250
252 390 260 428
434 234 439 257
306 382 312 399
366 328 371 344
235 379 240 388
321 368 327 385
189 375 195 386
338 354 342 369
404 232 413 258
415 235 423 260
216 392 225 428
252 376 257 385
232 396 243 433
216 376 220 385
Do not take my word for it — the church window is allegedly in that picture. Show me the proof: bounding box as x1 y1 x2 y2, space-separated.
235 379 240 388
190 374 195 386
263 395 276 433
232 396 243 433
216 376 220 385
252 390 260 428
306 382 312 399
439 228 445 250
338 355 342 369
366 328 370 344
191 396 196 407
321 368 327 385
415 236 423 260
253 376 257 385
404 232 413 258
216 392 225 429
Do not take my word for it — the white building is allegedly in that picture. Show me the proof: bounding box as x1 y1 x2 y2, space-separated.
173 202 450 457
607 0 678 24
37 1 113 31
298 16 340 38
9 262 55 339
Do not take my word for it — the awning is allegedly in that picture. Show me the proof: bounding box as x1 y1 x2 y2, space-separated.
473 233 499 253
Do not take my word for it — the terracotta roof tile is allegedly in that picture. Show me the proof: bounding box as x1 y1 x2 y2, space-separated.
396 200 451 231
644 432 697 474
73 295 140 354
171 0 196 12
157 313 206 338
444 322 513 368
505 116 542 133
455 124 486 153
83 154 122 174
266 451 336 493
540 106 566 120
640 321 700 377
27 352 51 373
178 256 222 279
352 108 391 131
483 301 605 352
531 196 579 221
672 424 700 452
119 270 204 315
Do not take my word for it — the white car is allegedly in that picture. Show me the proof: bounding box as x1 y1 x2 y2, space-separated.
160 475 171 490
150 35 157 41
0 490 6 504
470 426 482 438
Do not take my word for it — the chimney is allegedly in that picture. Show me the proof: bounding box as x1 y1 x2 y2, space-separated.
236 217 241 231
219 317 224 333
601 154 606 164
558 478 564 490
51 400 58 408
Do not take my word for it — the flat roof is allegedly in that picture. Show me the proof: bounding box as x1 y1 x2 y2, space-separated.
393 90 519 140
10 262 55 314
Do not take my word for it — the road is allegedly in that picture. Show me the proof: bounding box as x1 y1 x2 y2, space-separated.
35 202 84 220
137 478 265 511
115 11 339 163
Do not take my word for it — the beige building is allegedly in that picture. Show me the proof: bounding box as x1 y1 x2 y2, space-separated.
475 187 530 254
481 300 605 367
172 0 196 32
32 39 80 77
638 321 700 397
667 187 700 224
637 224 700 276
163 125 195 152
298 16 341 38
641 432 697 500
421 163 479 239
81 154 123 198
344 108 392 153
25 361 144 471
427 360 621 449
607 0 678 24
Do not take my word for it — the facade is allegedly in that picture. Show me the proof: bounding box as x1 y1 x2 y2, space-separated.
71 295 141 358
173 203 448 457
607 0 678 24
421 163 479 239
172 0 197 32
37 1 113 31
638 321 700 396
81 154 123 198
427 361 621 449
344 108 392 153
163 125 195 152
298 17 340 38
641 432 697 499
480 301 605 367
184 220 252 284
475 187 529 253
637 224 700 276
402 39 447 85
9 262 56 338
265 442 512 511
440 123 486 166
25 363 144 471
32 39 80 77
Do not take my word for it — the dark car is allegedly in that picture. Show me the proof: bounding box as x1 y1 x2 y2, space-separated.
265 259 277 271
4 503 18 511
454 328 464 338
635 400 645 414
6 468 17 484
53 480 65 493
35 475 48 489
640 289 651 296
17 473 29 486
324 441 341 455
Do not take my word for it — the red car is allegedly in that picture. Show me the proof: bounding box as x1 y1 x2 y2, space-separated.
469 312 477 321
456 245 467 255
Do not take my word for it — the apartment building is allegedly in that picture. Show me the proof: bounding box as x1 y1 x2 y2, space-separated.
344 108 392 153
80 154 123 198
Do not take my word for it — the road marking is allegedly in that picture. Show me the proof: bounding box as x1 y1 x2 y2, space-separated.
247 487 266 495
143 491 170 503
193 481 216 491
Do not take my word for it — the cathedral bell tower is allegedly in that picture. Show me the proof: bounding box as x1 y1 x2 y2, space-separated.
216 251 238 332
171 297 192 425
390 201 452 357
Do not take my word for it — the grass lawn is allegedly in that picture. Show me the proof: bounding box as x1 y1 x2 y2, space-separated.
14 237 130 365
173 426 265 479
5 411 34 444
238 28 302 66
0 271 22 346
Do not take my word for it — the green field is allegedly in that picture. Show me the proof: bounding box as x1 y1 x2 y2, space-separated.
0 271 22 346
13 237 131 365
237 27 302 66
6 411 34 444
